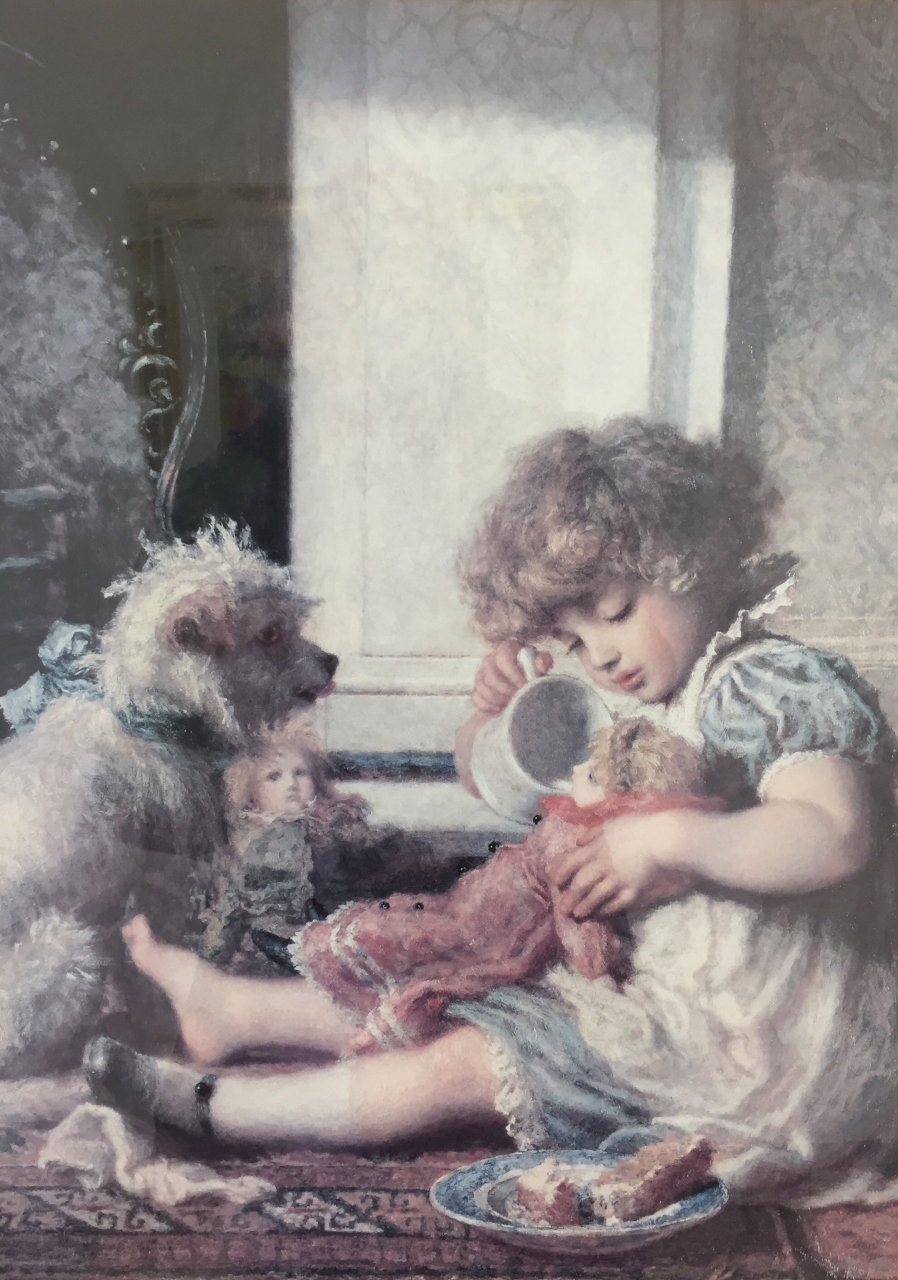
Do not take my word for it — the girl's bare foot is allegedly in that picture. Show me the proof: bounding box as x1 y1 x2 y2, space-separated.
122 915 233 1065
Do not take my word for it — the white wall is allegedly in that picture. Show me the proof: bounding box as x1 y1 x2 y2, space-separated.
288 0 736 750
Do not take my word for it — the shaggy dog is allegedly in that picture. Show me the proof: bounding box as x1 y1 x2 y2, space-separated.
0 525 337 1077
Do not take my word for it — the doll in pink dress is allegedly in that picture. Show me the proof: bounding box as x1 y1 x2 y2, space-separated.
290 718 720 1054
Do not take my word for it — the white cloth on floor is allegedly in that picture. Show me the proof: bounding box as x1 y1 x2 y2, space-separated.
38 1103 276 1207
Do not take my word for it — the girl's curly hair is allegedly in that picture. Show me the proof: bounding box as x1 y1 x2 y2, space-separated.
459 418 795 643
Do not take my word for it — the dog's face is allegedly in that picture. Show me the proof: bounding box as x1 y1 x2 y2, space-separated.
162 586 338 734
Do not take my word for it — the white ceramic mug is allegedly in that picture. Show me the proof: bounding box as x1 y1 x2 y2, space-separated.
470 648 613 825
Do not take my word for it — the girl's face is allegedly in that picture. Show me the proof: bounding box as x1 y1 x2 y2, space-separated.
554 583 714 704
255 749 316 818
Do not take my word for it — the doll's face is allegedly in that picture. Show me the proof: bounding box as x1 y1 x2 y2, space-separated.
255 748 316 818
569 758 611 806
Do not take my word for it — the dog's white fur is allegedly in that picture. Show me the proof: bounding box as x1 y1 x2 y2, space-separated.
0 525 337 1077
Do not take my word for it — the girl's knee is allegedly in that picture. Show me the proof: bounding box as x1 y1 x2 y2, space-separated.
416 1026 497 1109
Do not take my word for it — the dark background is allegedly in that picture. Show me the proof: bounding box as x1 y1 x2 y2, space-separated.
0 0 292 705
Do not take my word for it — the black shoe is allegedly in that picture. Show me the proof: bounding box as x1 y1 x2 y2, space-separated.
251 929 298 973
82 1035 159 1126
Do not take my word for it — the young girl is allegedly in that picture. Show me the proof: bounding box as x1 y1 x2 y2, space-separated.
85 419 898 1206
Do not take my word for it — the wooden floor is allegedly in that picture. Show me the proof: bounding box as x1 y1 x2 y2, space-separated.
1 1123 896 1279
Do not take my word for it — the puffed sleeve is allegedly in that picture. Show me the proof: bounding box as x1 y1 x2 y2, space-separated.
700 639 890 798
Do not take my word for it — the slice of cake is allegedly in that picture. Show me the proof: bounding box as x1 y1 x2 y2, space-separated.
587 1134 713 1222
513 1157 584 1227
510 1136 714 1229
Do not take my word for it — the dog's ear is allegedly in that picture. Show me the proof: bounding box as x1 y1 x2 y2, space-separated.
163 587 236 658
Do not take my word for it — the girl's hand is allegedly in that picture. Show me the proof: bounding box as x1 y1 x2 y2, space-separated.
555 756 873 914
554 812 696 917
471 641 553 715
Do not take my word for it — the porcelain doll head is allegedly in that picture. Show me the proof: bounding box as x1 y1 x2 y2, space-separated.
569 718 705 807
225 712 334 823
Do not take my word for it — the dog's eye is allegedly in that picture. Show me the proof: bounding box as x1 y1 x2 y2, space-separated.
257 623 283 648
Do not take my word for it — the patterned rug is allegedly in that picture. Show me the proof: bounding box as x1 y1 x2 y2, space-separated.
0 1123 807 1279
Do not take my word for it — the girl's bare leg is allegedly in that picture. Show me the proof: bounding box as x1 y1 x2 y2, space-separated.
122 915 355 1064
89 1022 501 1147
108 918 503 1147
212 1025 500 1146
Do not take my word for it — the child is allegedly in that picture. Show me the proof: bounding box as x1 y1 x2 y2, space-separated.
85 419 898 1207
289 719 720 1054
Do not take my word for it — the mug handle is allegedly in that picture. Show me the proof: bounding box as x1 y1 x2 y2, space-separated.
518 646 539 682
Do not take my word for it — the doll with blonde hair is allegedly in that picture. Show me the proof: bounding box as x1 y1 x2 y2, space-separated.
225 713 335 831
200 713 367 964
201 712 442 965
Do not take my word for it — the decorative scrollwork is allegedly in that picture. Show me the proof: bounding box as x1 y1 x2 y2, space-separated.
118 311 179 475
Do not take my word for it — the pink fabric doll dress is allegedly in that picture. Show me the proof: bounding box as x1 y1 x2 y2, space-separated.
289 790 720 1054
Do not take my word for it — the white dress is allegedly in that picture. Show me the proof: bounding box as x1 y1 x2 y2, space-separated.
453 613 898 1207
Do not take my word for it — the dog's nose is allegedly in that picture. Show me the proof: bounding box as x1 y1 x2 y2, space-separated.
322 652 339 678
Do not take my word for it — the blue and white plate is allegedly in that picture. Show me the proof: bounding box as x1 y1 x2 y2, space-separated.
430 1137 728 1256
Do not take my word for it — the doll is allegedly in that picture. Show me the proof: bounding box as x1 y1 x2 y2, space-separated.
288 718 721 1053
199 712 451 966
197 714 358 964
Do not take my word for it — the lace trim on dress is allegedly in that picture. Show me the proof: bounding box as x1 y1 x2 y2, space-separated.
665 567 798 744
484 1034 549 1150
758 749 844 800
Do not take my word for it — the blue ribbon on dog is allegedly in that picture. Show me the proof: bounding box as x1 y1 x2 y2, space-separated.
0 621 100 732
114 705 233 755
